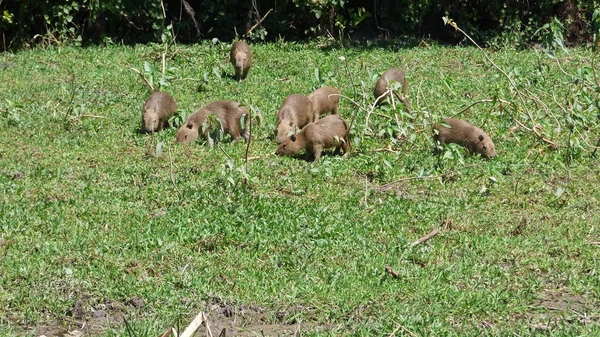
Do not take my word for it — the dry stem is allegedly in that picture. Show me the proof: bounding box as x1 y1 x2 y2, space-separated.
410 229 440 247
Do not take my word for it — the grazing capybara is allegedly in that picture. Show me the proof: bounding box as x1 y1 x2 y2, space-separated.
142 91 177 133
276 115 350 161
307 86 340 121
176 100 249 145
230 40 252 80
373 67 407 105
433 118 496 159
275 94 314 144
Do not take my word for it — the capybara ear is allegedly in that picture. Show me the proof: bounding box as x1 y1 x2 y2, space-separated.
186 123 193 129
478 134 484 141
291 134 297 142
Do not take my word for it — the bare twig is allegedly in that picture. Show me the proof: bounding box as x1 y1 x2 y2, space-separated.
453 98 510 116
157 327 172 337
389 322 417 337
377 163 483 189
410 229 440 247
205 313 214 337
244 107 253 184
63 71 76 126
384 266 400 279
217 143 234 162
168 147 183 201
180 311 206 337
160 0 166 18
243 8 273 38
129 66 155 92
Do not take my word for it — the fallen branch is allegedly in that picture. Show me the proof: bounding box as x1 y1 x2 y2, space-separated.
513 119 558 149
243 8 273 38
410 229 440 247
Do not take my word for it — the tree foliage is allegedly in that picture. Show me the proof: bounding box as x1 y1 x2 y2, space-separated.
0 0 598 50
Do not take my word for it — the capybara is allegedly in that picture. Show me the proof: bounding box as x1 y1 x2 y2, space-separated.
307 86 340 120
373 67 408 106
142 91 177 133
274 94 314 144
230 40 252 80
276 115 350 161
176 100 249 145
433 118 496 159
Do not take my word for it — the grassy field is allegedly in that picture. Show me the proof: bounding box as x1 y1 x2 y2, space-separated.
0 39 599 336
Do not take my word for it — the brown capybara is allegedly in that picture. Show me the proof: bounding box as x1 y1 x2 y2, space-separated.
307 86 340 121
230 40 252 80
276 115 350 161
275 94 314 144
433 118 496 159
373 67 408 106
142 91 177 133
176 100 249 145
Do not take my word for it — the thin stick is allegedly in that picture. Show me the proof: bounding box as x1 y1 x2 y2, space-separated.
129 67 155 92
365 89 393 138
384 266 400 279
453 98 510 116
157 327 173 337
389 322 417 337
217 143 234 162
377 163 482 189
593 138 600 157
204 313 214 337
160 0 167 19
179 312 206 337
243 8 273 38
168 147 183 200
410 229 440 247
244 107 252 184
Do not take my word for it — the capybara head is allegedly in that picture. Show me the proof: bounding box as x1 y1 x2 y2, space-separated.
233 51 248 73
275 117 297 144
474 134 496 159
142 109 160 133
275 134 303 156
176 122 199 144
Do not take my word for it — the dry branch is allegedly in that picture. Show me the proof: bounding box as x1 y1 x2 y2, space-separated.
129 67 155 92
243 8 273 38
410 229 440 247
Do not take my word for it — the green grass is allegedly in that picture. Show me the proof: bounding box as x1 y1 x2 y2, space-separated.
0 40 599 336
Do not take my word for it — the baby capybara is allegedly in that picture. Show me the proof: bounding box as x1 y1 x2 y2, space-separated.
373 67 407 105
276 115 350 161
275 94 314 144
176 100 249 145
230 40 252 80
307 86 340 121
433 118 496 159
142 91 177 133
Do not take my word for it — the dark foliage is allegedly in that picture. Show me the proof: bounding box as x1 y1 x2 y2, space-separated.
0 0 597 50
